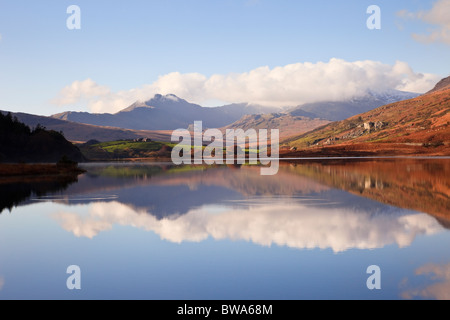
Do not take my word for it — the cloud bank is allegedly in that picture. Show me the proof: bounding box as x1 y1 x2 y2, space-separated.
52 59 440 114
53 201 443 253
398 0 450 44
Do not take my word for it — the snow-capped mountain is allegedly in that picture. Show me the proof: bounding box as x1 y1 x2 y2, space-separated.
51 94 280 130
51 90 420 131
289 90 420 121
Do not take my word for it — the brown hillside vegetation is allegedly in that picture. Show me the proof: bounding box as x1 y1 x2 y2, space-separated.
283 79 450 156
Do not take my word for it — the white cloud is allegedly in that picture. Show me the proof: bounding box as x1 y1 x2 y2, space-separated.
52 78 110 107
52 59 440 113
0 33 2 42
53 201 443 253
398 0 450 45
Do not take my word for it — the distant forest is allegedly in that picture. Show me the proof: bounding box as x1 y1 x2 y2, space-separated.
0 112 85 163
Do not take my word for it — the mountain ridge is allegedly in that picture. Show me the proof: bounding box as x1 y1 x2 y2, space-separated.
51 90 419 131
283 77 450 156
2 111 173 143
51 94 280 131
289 90 419 121
223 113 331 139
427 75 450 94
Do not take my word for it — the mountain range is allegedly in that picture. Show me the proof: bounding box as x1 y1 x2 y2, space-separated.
289 90 419 121
0 88 433 144
224 113 331 139
50 90 418 132
225 90 419 138
3 111 173 143
283 76 450 156
52 94 280 131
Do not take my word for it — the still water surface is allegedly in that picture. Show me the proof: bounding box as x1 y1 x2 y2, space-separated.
0 159 449 300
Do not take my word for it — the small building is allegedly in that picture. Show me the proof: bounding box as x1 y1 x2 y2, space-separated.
134 138 152 142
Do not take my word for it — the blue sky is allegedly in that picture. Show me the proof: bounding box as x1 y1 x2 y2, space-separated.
0 0 449 115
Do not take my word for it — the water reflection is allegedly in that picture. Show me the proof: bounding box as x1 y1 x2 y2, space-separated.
286 159 450 219
1 159 450 300
70 159 450 220
401 263 450 300
53 200 443 253
3 159 449 253
0 175 80 214
49 164 331 218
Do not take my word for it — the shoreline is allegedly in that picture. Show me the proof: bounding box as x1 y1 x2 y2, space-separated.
280 143 450 158
0 163 86 178
2 149 449 177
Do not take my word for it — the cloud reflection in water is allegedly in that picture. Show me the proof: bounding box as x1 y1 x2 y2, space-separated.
53 200 443 253
401 263 450 300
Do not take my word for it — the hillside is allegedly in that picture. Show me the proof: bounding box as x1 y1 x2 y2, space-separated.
223 113 331 139
284 77 450 156
0 112 85 163
4 111 172 143
427 76 450 94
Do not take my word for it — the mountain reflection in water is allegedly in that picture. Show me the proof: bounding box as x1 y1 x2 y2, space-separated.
0 158 439 252
286 159 450 221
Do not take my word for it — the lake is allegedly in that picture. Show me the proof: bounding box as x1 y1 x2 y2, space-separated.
0 158 449 300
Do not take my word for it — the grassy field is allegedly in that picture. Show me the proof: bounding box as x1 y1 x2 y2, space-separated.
78 139 262 161
78 140 175 160
94 141 168 152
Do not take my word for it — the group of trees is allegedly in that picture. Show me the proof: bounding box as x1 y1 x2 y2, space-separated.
0 112 32 136
0 112 65 139
0 112 84 163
